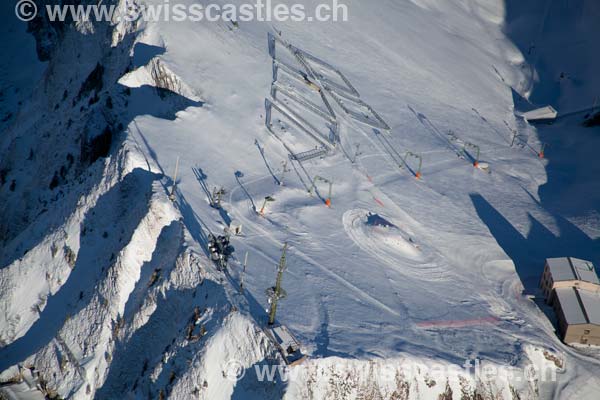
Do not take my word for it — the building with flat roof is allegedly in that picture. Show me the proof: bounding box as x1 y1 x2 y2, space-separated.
553 287 600 345
522 105 558 123
540 257 600 346
540 257 600 302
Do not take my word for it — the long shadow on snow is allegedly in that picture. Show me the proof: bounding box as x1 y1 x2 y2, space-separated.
96 281 230 399
231 359 288 400
120 221 184 323
175 188 270 326
191 166 232 226
503 1 569 107
0 168 159 371
534 118 600 218
177 194 212 258
471 193 599 294
503 0 600 218
131 42 166 69
0 48 202 270
254 140 281 186
314 304 349 359
125 84 202 122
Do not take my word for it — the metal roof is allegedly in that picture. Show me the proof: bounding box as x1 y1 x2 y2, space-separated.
555 288 588 325
523 106 558 121
571 258 599 284
579 289 600 325
547 257 599 284
555 287 600 326
271 326 299 350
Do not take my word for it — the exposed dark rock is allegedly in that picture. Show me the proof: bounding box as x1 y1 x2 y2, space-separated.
75 63 105 105
81 125 113 164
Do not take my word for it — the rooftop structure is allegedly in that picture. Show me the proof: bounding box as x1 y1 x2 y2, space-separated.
540 257 600 346
546 257 599 284
522 105 558 123
553 287 600 345
540 257 599 301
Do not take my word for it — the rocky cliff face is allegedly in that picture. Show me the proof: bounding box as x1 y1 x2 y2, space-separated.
26 0 67 62
0 0 136 249
0 4 278 398
2 1 599 399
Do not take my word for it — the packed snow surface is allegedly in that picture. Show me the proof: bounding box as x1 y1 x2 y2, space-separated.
1 0 600 399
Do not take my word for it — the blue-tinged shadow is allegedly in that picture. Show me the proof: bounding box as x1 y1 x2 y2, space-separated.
471 193 599 294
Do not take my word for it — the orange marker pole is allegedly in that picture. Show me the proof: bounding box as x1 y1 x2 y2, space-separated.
259 196 275 216
259 200 266 216
539 143 547 159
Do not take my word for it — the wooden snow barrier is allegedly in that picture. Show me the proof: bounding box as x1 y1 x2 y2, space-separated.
326 89 391 132
272 81 333 123
265 32 340 159
283 35 392 134
266 30 395 162
291 45 360 98
271 61 337 120
265 98 334 150
289 147 329 162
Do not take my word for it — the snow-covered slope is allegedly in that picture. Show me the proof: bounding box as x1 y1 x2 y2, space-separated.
1 0 599 399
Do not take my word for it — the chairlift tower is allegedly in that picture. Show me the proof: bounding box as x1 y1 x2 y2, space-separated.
267 243 288 326
211 187 226 209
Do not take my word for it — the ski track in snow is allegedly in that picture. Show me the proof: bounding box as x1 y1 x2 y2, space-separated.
2 0 600 398
342 209 452 282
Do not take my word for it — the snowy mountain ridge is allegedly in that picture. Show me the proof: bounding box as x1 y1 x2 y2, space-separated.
1 0 600 399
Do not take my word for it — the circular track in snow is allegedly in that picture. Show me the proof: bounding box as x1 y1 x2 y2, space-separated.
343 209 451 281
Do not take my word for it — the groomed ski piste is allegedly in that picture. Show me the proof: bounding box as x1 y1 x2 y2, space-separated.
1 0 600 399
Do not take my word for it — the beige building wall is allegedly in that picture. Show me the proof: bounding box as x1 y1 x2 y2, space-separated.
540 261 600 303
563 325 600 346
553 293 600 346
541 259 600 346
